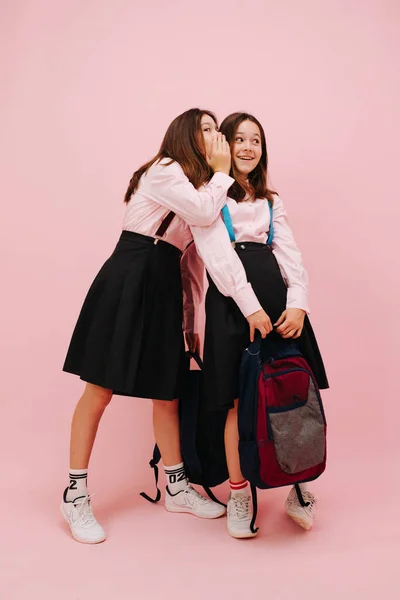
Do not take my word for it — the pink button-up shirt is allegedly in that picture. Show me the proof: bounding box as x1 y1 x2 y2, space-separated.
123 159 262 332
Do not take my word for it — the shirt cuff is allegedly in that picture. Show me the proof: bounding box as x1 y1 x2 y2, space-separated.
232 283 262 318
211 172 235 190
286 287 310 314
183 314 194 333
183 307 200 334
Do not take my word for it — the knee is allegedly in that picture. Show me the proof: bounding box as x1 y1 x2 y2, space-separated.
230 399 239 413
152 398 179 415
226 399 239 424
85 383 113 410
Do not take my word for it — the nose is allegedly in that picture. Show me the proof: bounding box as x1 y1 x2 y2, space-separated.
243 140 251 151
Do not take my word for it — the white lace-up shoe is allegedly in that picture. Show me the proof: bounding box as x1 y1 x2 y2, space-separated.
285 487 317 530
60 488 106 544
165 484 226 519
227 492 258 539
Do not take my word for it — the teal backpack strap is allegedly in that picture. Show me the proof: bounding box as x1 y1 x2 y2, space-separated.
221 204 236 244
266 200 274 247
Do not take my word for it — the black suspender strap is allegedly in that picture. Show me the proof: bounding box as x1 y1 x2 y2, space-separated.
155 211 176 238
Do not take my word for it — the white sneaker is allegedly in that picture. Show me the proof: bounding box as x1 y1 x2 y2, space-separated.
165 484 226 519
227 492 258 539
285 487 317 530
60 488 106 544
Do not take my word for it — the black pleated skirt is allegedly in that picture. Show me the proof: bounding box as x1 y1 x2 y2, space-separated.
63 231 185 400
203 242 329 411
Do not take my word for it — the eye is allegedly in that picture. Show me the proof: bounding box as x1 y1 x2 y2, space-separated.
253 139 260 144
235 137 243 142
203 127 211 133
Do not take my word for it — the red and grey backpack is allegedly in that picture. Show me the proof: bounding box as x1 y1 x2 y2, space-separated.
238 333 327 532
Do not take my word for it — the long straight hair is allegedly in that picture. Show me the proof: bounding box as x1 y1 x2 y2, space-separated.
124 108 217 203
219 112 277 203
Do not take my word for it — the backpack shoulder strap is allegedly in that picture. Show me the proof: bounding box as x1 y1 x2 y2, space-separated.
140 444 162 503
294 483 310 507
203 486 227 508
250 484 259 534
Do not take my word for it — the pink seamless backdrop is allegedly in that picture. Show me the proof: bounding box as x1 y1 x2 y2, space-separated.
1 1 399 599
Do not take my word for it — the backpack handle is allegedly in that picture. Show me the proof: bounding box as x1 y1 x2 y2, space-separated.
246 336 263 356
247 332 301 363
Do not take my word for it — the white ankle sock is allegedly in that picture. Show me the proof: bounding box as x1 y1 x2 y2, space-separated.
298 483 308 493
230 480 249 497
66 469 88 502
164 462 188 494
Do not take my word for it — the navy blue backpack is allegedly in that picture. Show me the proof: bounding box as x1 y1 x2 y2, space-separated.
140 352 228 505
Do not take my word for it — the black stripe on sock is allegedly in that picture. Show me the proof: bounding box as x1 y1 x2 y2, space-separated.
164 468 185 475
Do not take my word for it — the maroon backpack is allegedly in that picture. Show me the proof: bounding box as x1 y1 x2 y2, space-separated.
238 334 327 532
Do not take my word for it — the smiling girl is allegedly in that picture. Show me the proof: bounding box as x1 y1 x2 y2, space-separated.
190 112 329 538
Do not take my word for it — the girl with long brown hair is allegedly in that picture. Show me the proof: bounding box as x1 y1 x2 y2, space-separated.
190 112 329 538
61 108 271 543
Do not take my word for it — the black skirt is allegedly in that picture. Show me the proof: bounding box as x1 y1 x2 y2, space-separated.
63 231 185 400
203 242 329 411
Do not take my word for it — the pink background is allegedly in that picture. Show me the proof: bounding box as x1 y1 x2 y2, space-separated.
1 1 399 598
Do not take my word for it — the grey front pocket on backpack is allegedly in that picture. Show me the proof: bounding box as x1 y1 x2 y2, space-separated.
269 379 325 474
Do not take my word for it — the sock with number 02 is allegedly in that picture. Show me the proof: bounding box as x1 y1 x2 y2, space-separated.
164 462 188 494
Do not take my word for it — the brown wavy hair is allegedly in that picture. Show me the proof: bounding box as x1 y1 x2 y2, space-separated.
124 108 217 203
219 112 277 203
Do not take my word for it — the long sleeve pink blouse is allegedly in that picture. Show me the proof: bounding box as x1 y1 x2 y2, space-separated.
122 159 262 332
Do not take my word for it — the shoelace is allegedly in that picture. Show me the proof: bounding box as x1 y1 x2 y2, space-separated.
184 485 209 504
72 494 97 526
230 495 251 520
